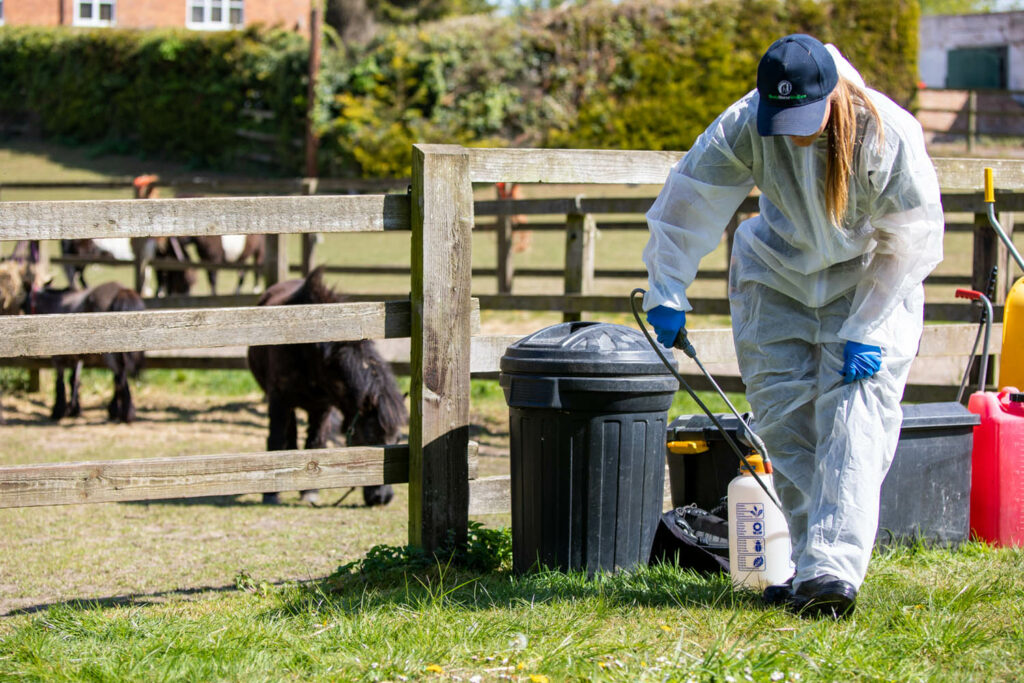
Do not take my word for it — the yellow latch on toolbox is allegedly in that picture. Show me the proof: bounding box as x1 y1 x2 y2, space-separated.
666 439 710 454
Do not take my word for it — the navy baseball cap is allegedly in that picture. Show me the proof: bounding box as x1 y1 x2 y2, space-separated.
756 34 838 136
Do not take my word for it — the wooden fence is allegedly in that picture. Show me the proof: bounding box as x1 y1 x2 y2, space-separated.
917 88 1024 153
0 148 1022 553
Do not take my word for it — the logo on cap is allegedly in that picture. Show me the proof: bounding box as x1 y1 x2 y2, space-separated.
777 81 793 96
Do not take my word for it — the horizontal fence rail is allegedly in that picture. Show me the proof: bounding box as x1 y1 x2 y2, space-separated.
0 300 481 358
0 177 409 195
0 443 480 509
0 194 411 240
0 302 409 357
467 151 1024 190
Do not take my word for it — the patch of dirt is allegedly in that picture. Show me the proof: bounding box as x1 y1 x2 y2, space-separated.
0 382 514 618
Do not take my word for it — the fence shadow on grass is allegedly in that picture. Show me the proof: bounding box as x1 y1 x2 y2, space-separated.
273 562 758 619
2 560 757 619
2 581 284 618
0 394 267 431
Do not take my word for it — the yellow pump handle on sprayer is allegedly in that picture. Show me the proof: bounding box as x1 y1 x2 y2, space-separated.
985 167 995 204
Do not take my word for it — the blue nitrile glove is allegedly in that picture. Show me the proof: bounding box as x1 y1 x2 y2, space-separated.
841 341 883 384
646 305 687 349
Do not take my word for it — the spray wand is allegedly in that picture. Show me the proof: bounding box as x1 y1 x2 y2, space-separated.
629 288 782 511
985 167 1024 273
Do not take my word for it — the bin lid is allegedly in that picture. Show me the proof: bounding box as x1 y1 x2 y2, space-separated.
500 321 677 376
900 402 980 430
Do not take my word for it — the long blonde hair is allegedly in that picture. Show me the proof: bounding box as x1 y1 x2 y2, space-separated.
825 78 884 226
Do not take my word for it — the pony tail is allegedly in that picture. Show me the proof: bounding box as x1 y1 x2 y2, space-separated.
825 77 885 227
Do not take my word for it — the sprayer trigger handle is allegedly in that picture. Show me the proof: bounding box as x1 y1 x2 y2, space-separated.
673 329 697 358
956 288 983 301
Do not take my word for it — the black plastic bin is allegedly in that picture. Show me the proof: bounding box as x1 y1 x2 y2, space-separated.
499 322 678 574
877 402 979 545
666 402 980 545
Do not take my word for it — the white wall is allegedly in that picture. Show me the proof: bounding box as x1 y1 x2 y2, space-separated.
919 11 1024 90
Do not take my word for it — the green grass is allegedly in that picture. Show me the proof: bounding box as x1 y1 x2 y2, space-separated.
1 540 1021 682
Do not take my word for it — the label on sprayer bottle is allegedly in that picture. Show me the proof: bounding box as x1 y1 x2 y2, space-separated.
734 502 767 572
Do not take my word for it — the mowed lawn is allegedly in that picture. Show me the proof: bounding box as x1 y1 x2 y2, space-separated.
2 138 1024 681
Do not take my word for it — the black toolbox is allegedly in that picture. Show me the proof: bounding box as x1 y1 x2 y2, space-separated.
666 402 980 545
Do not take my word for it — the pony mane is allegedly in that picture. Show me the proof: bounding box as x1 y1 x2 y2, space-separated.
340 341 408 439
292 266 345 306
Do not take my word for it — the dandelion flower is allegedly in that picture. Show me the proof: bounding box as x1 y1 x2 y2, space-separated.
425 664 444 674
530 676 550 683
660 625 673 632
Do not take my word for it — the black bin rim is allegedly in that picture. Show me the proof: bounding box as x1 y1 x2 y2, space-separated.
500 321 677 377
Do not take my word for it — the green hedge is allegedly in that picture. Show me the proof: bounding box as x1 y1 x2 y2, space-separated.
0 25 307 168
0 0 919 176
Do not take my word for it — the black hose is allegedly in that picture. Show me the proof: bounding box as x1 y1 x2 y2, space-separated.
630 288 782 511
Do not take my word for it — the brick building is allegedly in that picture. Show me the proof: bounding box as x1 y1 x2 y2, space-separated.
0 1 314 35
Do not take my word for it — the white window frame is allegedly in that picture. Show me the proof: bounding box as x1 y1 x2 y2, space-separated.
187 0 245 31
73 1 116 28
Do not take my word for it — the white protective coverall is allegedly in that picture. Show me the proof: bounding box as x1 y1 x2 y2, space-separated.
642 50 944 590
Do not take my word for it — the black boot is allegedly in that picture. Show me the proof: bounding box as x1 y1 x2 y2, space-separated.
788 574 857 619
762 575 795 606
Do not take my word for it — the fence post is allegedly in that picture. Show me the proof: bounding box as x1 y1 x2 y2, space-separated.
496 200 514 295
972 206 1010 302
970 204 1010 387
133 242 149 295
301 178 319 276
263 235 289 288
967 90 977 154
409 144 473 552
304 4 322 180
563 196 596 323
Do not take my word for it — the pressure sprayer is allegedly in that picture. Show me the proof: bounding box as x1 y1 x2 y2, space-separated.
984 167 1024 390
630 289 793 588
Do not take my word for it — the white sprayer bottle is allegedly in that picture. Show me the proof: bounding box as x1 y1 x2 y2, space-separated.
727 454 793 590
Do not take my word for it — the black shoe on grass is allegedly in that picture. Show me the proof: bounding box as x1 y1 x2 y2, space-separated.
788 574 857 619
762 575 795 606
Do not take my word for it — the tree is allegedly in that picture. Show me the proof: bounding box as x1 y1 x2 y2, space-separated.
919 0 1021 14
325 0 495 45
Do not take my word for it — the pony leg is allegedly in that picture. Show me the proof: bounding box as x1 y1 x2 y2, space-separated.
51 364 67 420
67 359 83 417
106 355 135 423
263 396 296 504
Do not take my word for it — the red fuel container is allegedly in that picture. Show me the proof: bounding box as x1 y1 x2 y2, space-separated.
968 388 1024 545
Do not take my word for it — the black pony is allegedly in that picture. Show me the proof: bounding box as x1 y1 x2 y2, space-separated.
27 282 146 422
247 267 407 506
